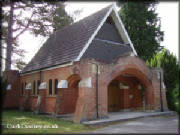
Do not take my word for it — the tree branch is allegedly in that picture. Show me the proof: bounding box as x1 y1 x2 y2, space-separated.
13 12 34 40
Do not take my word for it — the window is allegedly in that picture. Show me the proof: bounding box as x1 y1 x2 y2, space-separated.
54 79 58 95
21 83 24 95
25 82 26 95
37 80 40 95
33 81 36 95
49 79 52 95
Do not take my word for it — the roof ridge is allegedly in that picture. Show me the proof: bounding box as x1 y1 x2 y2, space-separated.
54 4 113 35
75 4 113 22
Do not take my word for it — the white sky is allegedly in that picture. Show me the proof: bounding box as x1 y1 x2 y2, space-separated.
156 2 179 58
11 2 179 69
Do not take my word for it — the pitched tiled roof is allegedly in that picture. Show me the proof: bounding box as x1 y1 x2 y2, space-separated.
22 5 113 73
82 39 132 63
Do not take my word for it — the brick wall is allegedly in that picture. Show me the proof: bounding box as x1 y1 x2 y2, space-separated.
3 70 20 109
151 68 168 111
57 88 79 114
4 56 168 123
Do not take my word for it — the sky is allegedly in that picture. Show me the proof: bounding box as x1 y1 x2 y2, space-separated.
8 2 179 70
156 2 179 58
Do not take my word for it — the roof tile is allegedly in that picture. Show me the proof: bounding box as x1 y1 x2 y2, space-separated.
22 5 112 73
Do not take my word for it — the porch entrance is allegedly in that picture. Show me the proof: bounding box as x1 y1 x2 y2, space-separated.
108 74 145 112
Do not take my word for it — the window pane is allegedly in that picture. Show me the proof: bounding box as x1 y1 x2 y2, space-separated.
37 80 40 95
49 79 52 95
54 79 58 95
24 82 26 95
21 83 24 95
33 81 36 95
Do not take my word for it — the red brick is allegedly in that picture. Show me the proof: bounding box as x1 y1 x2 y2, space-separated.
3 56 168 123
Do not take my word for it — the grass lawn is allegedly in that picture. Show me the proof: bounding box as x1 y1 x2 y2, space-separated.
1 110 98 134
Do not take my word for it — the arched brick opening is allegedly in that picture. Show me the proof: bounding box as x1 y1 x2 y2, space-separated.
68 74 81 88
108 73 146 112
107 67 154 113
63 74 81 114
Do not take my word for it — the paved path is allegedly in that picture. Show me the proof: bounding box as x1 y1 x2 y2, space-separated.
91 115 179 134
83 111 175 125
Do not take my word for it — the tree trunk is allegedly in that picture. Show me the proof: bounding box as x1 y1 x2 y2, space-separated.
0 41 2 75
5 1 14 71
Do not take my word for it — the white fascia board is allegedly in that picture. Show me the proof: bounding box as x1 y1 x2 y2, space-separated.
21 62 73 76
75 6 114 61
111 5 137 55
41 62 73 71
20 70 39 76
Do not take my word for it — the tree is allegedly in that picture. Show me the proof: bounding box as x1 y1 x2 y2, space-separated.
15 59 26 71
172 84 179 112
146 49 179 111
2 1 73 71
118 1 164 61
5 1 14 70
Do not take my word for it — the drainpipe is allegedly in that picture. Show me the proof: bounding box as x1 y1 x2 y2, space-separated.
38 70 42 95
95 64 99 118
159 71 164 112
40 70 42 82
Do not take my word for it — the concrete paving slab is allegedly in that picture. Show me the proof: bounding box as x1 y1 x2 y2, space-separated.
82 111 176 125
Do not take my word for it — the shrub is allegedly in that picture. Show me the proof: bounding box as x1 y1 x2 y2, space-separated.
147 49 179 111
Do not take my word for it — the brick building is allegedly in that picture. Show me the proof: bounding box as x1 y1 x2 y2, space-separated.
3 4 168 123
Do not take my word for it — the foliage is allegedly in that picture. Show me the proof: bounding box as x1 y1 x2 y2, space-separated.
2 1 73 70
15 59 27 71
119 1 164 61
172 83 179 112
146 49 179 111
51 3 73 32
2 110 96 134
